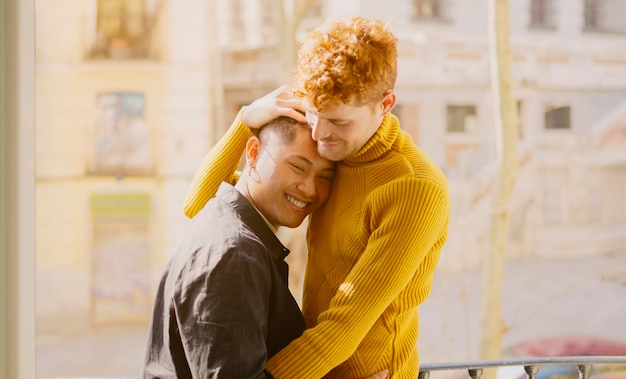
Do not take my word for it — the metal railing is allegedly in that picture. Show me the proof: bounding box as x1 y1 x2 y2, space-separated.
419 356 626 379
40 356 626 379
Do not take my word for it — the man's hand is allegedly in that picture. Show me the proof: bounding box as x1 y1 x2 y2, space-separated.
241 86 307 129
365 369 389 379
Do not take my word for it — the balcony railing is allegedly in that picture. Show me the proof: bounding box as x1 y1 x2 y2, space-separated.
37 356 626 379
419 356 626 379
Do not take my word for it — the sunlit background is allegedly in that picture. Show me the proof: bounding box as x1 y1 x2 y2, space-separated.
33 0 626 378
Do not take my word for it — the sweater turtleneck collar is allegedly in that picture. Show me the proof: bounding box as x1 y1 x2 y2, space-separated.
343 113 401 165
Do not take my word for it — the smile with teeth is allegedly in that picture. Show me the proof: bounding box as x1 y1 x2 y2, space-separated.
286 195 308 209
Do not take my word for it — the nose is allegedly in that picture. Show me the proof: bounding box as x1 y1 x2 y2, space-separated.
307 112 329 141
296 174 317 199
311 119 332 141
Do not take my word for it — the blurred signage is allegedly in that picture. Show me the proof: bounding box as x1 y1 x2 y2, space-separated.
90 192 152 324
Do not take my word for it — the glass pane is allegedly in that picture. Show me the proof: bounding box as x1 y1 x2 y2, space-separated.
447 105 477 133
545 106 571 129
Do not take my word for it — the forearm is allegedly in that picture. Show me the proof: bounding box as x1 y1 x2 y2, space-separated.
264 257 412 379
183 109 252 218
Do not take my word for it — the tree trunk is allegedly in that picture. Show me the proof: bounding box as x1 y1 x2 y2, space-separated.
479 0 519 377
208 0 225 141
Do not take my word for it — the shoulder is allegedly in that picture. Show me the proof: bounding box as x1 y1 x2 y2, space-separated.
367 175 449 210
366 131 450 212
378 133 448 194
390 131 448 189
362 176 449 235
176 200 272 274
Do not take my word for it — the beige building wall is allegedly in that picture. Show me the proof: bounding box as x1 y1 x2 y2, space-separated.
35 0 217 332
34 0 626 334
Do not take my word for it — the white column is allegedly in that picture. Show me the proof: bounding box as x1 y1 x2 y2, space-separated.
162 0 214 263
1 0 36 378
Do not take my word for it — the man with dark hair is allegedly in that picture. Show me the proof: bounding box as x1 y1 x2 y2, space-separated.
142 117 335 379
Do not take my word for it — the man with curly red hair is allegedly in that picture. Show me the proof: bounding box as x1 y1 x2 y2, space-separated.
183 16 450 379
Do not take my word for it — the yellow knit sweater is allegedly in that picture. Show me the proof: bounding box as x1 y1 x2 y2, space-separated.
183 111 450 379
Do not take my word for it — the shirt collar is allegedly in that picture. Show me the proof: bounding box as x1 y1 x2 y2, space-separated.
215 182 289 260
234 186 278 234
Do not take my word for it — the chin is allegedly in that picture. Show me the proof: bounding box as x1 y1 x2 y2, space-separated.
284 219 305 229
320 150 344 162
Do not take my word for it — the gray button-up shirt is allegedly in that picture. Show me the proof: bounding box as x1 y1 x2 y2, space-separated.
143 183 305 378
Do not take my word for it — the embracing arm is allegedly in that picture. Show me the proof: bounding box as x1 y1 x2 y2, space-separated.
183 86 308 218
265 178 450 379
183 109 251 218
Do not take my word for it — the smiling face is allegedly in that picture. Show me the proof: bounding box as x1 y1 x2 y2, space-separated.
294 16 399 161
242 118 335 229
306 91 396 161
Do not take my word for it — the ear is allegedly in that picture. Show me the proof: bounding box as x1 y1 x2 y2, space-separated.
381 90 397 115
245 136 261 167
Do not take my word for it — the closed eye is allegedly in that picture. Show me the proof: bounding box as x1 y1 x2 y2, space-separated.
329 119 350 127
290 163 305 172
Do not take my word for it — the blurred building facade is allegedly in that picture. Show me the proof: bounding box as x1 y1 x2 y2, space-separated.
35 0 221 332
35 0 626 335
215 0 626 269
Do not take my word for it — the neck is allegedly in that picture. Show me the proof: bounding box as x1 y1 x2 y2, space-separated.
234 176 249 199
344 113 400 164
235 176 278 233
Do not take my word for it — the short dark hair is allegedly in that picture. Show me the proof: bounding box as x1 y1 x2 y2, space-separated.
257 116 309 145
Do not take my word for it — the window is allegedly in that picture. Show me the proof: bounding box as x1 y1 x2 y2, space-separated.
259 0 278 44
229 0 245 45
412 0 442 19
529 0 553 28
584 0 602 29
89 92 153 176
446 105 477 133
544 105 571 130
583 0 626 33
90 0 153 59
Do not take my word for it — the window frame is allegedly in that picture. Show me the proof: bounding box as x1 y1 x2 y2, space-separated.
544 105 571 130
86 0 159 60
446 104 478 134
411 0 445 21
583 0 602 30
529 0 555 29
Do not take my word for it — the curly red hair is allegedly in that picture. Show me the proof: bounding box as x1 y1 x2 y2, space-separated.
294 16 397 111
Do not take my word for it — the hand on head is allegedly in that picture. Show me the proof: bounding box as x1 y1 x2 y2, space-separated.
242 86 308 129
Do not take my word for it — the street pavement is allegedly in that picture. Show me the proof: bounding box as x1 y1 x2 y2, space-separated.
37 253 626 378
